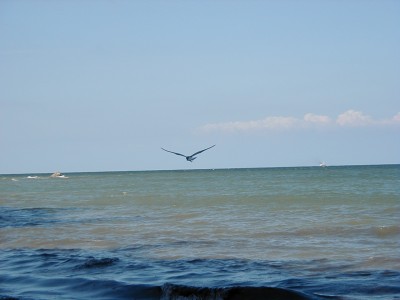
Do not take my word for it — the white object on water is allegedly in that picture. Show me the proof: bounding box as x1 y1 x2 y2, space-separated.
50 172 68 178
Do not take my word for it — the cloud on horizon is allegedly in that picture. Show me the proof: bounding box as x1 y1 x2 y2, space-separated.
200 110 400 133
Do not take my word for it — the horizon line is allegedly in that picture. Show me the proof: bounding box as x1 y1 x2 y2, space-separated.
1 163 399 176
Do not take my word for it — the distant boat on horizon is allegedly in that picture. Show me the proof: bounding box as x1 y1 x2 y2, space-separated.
319 162 327 167
50 172 68 178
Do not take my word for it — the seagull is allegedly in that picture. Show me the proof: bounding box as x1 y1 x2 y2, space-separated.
161 145 215 162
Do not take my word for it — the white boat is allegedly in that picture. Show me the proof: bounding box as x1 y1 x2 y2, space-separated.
319 162 327 167
50 172 68 178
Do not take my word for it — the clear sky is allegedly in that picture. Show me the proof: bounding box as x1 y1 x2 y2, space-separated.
1 0 399 174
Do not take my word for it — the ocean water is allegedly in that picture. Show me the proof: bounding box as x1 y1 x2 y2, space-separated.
0 165 399 300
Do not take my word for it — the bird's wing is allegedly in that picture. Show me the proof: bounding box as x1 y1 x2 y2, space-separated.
190 145 216 156
161 148 187 157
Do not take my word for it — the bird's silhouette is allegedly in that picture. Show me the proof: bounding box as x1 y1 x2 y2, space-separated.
161 145 215 162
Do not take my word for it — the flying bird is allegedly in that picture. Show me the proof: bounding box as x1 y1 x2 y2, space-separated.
161 145 215 162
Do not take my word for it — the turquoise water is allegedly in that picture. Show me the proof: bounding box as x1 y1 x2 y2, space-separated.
1 165 399 299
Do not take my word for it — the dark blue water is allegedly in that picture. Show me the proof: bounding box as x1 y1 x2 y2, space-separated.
1 247 400 299
1 247 399 300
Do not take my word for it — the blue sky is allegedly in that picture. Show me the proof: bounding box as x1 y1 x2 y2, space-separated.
1 0 399 174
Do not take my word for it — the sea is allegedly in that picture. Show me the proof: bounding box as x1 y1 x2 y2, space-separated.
0 165 399 300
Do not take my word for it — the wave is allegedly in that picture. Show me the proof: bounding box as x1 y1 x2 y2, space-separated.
373 225 400 237
161 283 325 299
1 249 399 300
0 282 329 300
78 257 120 269
0 207 60 228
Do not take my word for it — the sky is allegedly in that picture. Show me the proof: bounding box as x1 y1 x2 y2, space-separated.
1 0 399 174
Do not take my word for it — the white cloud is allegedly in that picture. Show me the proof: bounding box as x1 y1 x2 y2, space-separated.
303 113 332 125
200 110 400 133
201 116 298 132
336 110 373 126
389 112 400 124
